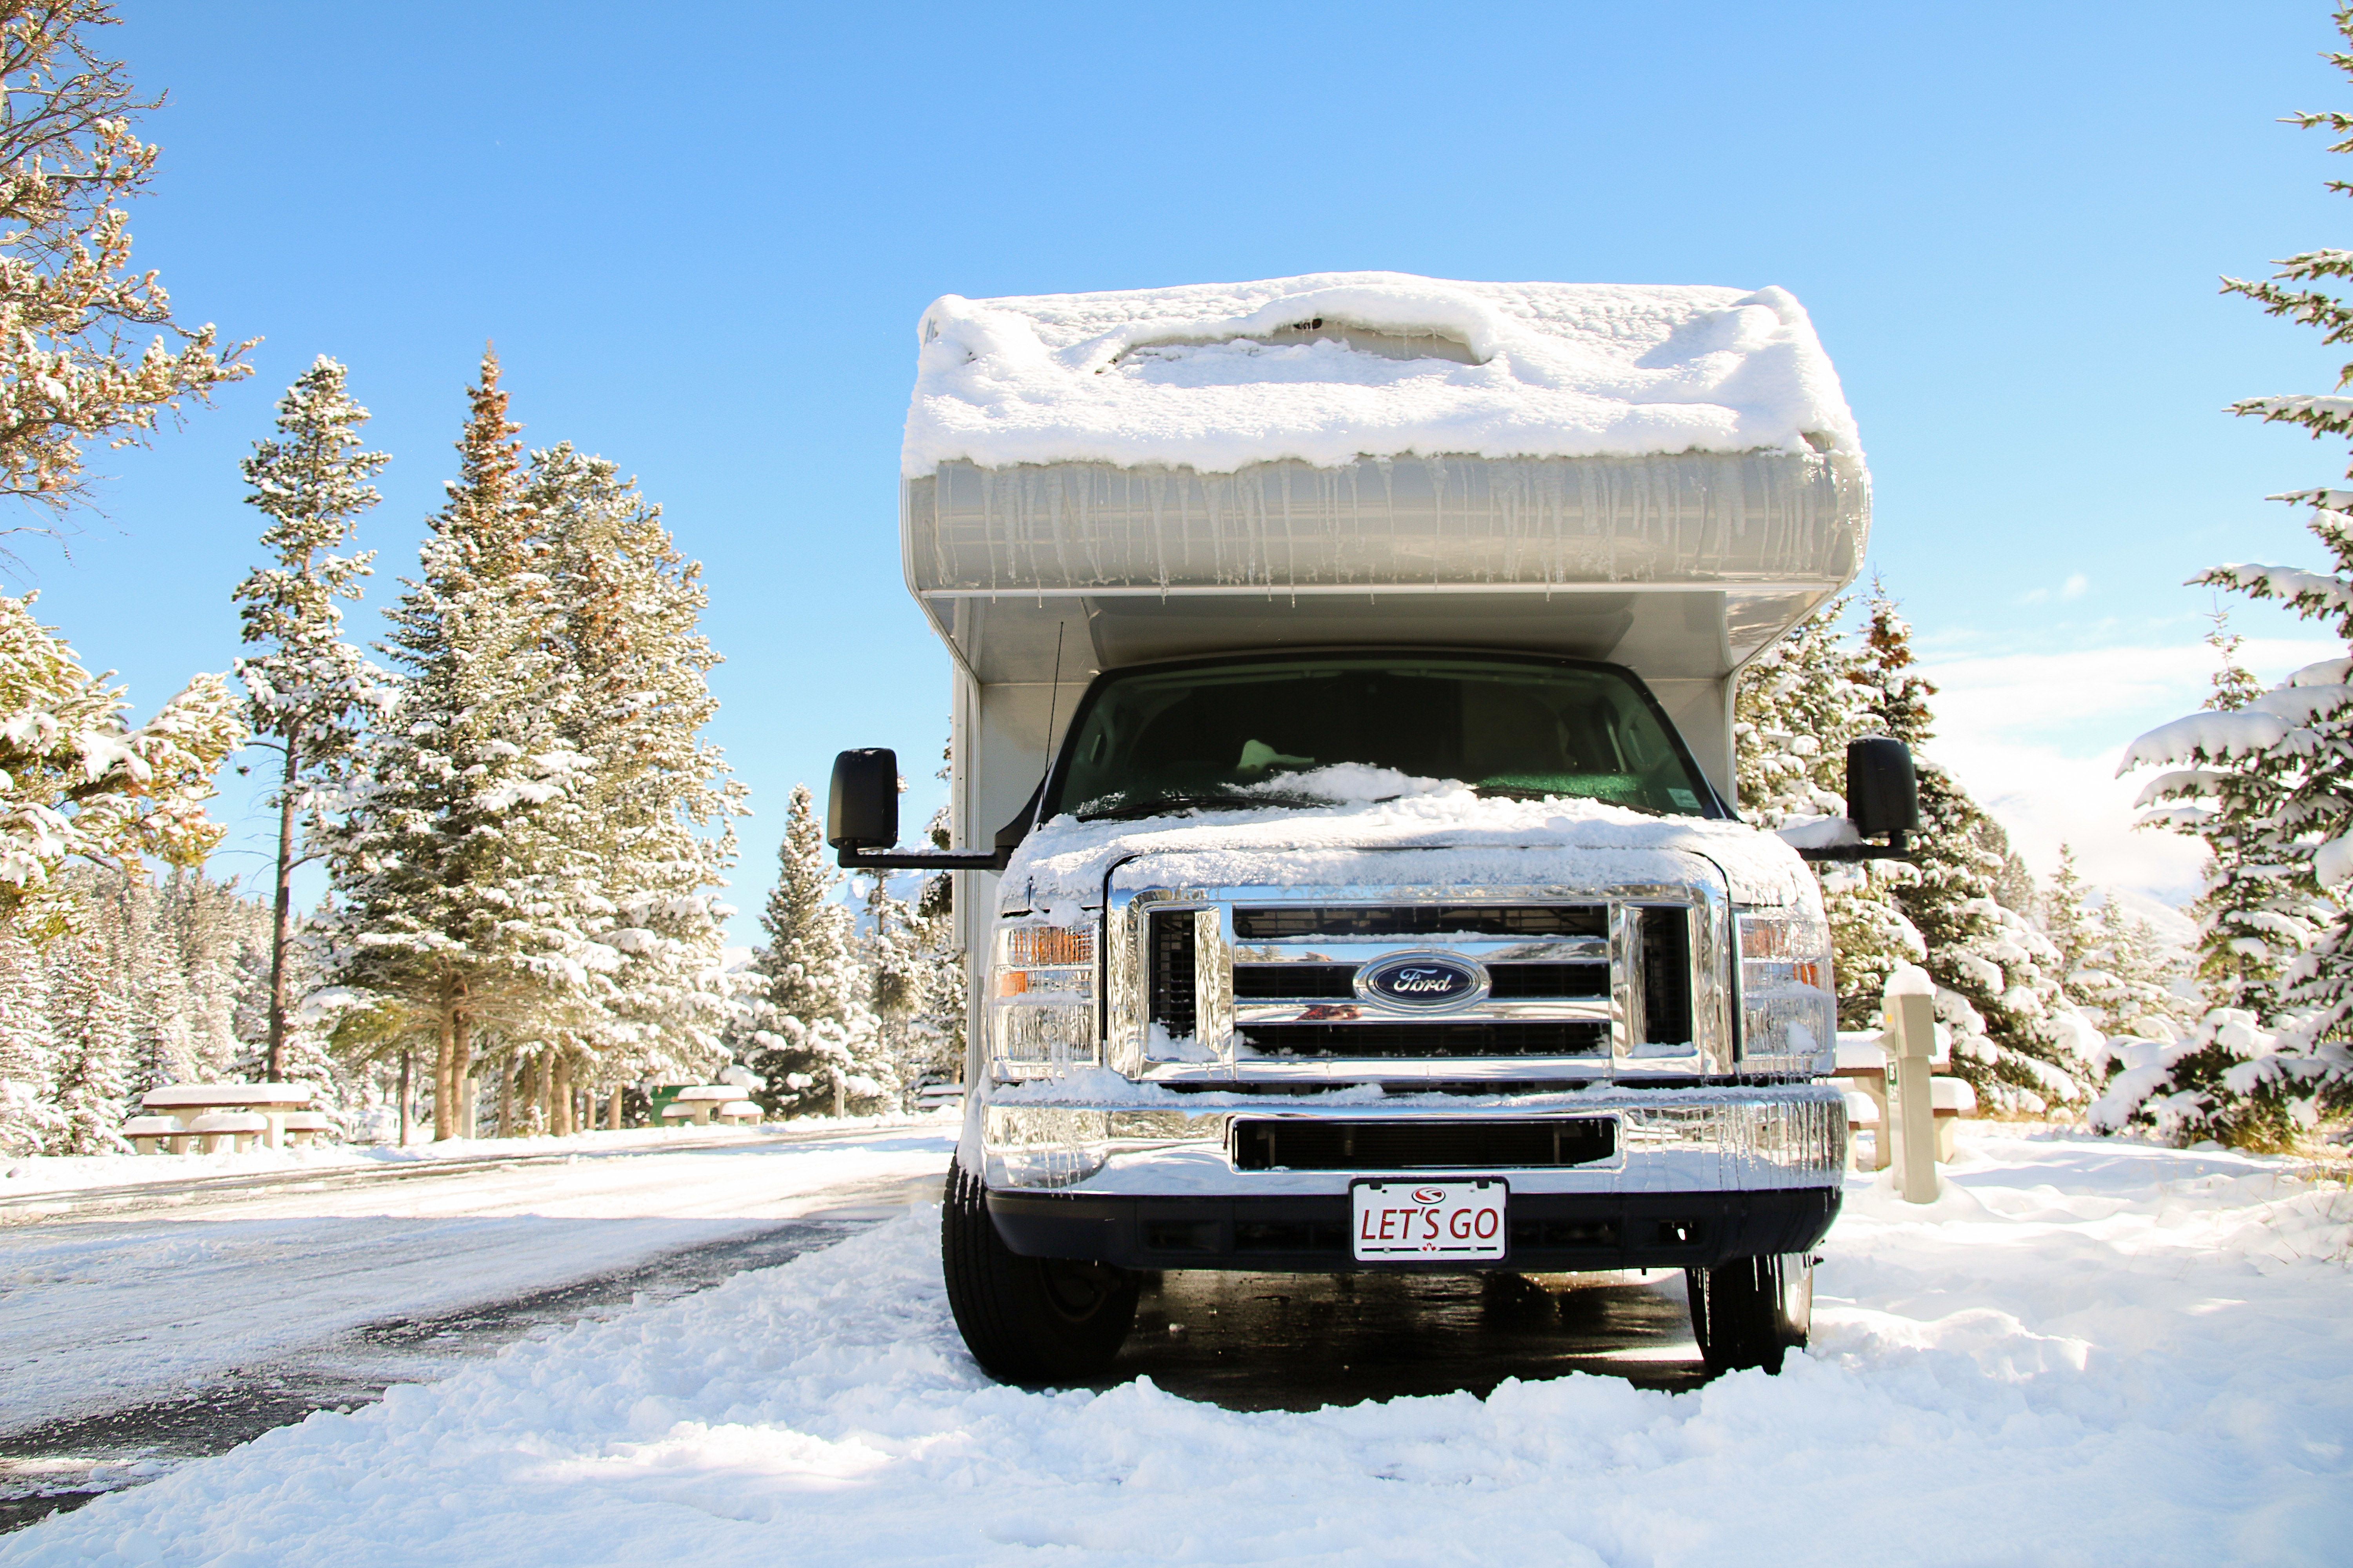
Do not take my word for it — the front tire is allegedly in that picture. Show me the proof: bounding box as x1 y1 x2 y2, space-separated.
941 1160 1140 1384
1685 1253 1811 1374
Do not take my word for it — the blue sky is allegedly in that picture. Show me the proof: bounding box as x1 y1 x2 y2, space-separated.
28 1 2353 927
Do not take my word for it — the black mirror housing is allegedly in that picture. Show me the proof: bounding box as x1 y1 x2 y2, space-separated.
827 748 900 851
1846 737 1920 842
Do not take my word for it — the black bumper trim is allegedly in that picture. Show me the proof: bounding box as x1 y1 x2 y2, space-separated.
985 1185 1841 1273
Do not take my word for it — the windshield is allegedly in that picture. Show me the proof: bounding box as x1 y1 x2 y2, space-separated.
1047 654 1718 821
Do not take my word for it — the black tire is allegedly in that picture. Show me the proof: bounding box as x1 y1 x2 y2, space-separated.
1685 1253 1812 1375
940 1160 1140 1384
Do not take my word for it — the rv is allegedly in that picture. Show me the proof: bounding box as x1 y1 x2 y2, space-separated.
827 274 1911 1381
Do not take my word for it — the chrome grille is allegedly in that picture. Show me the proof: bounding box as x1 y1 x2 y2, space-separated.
1233 904 1606 940
1109 882 1730 1083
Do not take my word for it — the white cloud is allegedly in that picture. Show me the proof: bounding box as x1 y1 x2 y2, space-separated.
2061 572 2089 601
1916 636 2338 908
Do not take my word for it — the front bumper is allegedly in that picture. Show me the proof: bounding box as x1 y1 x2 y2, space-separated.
976 1080 1846 1269
988 1184 1840 1272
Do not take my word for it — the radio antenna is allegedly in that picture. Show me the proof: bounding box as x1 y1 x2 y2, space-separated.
1032 621 1066 835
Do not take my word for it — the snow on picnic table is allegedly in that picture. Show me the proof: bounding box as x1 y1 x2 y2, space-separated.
4 1127 2345 1567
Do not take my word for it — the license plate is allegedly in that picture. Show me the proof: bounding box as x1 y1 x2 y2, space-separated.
1351 1178 1508 1262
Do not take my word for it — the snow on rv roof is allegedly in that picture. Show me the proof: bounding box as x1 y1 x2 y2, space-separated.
902 272 1860 477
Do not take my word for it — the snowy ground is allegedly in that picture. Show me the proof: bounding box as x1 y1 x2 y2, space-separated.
2 1111 955 1478
3 1125 2345 1566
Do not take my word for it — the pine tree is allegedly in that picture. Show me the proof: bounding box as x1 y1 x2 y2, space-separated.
232 356 391 1078
1853 589 2100 1110
738 785 886 1116
317 349 596 1139
2043 845 2097 984
2133 611 2320 1023
0 1 253 540
1734 595 1869 825
528 444 745 1090
0 932 58 1154
0 593 245 937
46 932 130 1154
2107 13 2353 1143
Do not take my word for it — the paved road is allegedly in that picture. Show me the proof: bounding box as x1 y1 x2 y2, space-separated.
0 1131 956 1533
1121 1268 1707 1407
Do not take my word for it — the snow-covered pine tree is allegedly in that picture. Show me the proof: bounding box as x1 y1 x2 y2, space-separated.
860 872 932 1107
1734 594 1868 825
909 744 968 1087
317 349 596 1140
45 932 131 1154
166 865 269 1080
0 933 58 1155
0 0 253 539
2106 18 2353 1143
233 356 391 1079
528 444 745 1092
2042 846 2193 1042
2133 613 2321 1026
113 875 192 1098
1734 591 1929 1023
1853 589 2100 1111
738 785 886 1117
0 593 245 939
2043 845 2097 985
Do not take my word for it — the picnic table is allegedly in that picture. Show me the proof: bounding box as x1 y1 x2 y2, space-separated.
658 1084 752 1126
1832 1030 1973 1169
135 1084 316 1153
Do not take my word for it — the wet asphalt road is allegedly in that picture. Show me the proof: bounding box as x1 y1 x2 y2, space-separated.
1122 1268 1707 1408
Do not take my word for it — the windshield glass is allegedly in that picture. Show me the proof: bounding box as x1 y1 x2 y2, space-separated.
1048 655 1717 821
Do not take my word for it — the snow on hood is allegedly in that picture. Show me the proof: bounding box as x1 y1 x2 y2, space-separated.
998 769 1813 918
905 272 1861 477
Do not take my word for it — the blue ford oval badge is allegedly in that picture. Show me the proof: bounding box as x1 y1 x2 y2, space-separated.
1358 952 1487 1010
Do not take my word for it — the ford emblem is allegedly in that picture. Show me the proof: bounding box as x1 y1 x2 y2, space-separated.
1358 952 1487 1010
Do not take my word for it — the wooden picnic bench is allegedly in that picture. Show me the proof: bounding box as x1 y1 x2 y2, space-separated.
1833 1031 1976 1169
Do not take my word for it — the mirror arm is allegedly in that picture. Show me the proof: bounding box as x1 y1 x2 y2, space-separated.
1795 843 1914 863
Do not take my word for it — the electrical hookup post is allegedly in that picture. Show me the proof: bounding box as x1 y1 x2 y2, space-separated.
1881 975 1942 1203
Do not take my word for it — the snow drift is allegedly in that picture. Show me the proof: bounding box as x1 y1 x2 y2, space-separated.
6 1130 2346 1567
905 273 1861 476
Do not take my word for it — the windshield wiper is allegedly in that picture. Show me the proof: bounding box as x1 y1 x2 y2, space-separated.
1078 790 1321 822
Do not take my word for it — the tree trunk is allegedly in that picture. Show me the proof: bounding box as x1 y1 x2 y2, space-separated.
396 1049 412 1145
433 998 457 1142
607 1085 622 1130
497 1052 516 1139
448 994 473 1141
264 736 300 1081
551 1052 572 1137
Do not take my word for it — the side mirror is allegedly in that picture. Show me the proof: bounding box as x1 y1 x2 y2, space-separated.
827 749 899 852
1846 737 1919 847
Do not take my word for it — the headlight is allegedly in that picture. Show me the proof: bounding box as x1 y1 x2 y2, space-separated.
1736 908 1835 1066
991 923 1098 1077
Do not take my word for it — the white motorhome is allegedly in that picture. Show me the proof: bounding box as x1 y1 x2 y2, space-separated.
828 273 1913 1382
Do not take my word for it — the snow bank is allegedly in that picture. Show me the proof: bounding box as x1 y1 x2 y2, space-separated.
10 1130 2346 1567
0 1113 958 1199
1004 785 1815 918
906 273 1861 476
